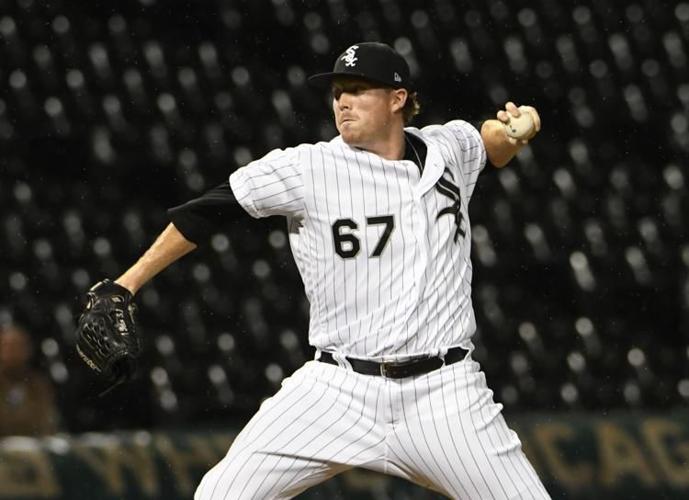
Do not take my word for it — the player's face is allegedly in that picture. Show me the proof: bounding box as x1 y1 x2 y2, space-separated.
331 77 399 147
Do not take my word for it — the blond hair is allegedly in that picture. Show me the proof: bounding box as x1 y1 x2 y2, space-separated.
402 91 421 124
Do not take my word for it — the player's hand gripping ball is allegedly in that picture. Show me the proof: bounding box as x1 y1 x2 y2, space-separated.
75 279 141 393
497 102 541 145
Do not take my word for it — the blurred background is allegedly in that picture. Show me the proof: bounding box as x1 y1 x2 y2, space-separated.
1 0 688 498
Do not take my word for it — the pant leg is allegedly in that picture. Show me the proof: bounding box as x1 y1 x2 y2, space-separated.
388 356 550 500
195 360 388 500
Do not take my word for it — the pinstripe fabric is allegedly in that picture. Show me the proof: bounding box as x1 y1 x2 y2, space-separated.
229 120 486 360
195 361 386 500
195 357 548 499
211 120 550 498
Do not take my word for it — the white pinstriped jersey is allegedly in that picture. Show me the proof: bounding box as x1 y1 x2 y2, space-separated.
230 120 486 361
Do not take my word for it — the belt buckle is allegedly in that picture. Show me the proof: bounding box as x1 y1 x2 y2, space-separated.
380 362 388 377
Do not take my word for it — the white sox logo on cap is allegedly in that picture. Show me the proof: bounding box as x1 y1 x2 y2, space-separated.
341 45 359 67
307 42 413 90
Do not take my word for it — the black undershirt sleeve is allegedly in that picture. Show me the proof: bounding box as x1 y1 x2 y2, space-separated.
167 181 246 245
170 137 427 246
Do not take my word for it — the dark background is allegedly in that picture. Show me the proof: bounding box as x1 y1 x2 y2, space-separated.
1 0 687 433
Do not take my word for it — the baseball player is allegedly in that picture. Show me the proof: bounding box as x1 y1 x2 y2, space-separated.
76 42 548 499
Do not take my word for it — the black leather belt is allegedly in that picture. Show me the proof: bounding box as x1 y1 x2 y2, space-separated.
318 346 468 379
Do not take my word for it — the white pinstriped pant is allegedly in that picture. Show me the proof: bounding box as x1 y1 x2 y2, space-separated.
195 354 550 499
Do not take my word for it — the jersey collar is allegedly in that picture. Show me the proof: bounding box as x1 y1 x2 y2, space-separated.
404 128 445 198
332 132 445 198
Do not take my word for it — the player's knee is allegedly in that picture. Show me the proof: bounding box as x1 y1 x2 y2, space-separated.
194 452 278 500
194 465 224 500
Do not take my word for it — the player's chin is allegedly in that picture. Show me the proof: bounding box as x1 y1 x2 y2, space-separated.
338 126 360 145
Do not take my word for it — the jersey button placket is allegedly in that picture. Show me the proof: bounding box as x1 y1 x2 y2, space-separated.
411 194 430 294
411 149 443 292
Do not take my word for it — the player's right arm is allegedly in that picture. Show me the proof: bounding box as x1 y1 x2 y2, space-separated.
116 181 244 294
116 145 306 295
75 182 244 388
75 147 304 387
115 222 197 295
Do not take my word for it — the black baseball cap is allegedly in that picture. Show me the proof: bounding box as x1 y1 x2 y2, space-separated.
308 42 413 90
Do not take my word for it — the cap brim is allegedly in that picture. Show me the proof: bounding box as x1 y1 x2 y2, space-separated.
306 72 340 86
307 71 408 89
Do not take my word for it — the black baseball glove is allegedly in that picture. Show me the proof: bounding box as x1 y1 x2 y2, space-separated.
76 279 141 394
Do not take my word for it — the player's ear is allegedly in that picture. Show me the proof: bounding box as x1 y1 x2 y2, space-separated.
390 88 408 113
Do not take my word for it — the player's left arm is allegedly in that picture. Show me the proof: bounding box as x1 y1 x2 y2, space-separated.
481 101 541 168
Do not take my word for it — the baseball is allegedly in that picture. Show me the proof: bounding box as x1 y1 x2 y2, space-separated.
504 110 535 139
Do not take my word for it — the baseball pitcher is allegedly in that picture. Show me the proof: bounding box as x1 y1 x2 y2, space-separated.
76 42 548 499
